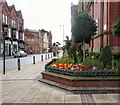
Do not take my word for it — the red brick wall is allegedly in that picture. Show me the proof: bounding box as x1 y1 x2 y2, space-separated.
93 37 100 48
2 2 10 26
42 73 119 87
90 2 120 52
107 2 120 47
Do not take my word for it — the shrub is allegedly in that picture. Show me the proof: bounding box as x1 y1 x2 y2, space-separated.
100 45 112 68
86 52 100 59
83 58 103 69
55 55 75 65
67 45 83 63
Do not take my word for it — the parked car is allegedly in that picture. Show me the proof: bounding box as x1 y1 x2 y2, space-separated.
13 50 27 58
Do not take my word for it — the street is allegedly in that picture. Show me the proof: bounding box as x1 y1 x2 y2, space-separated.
0 53 53 73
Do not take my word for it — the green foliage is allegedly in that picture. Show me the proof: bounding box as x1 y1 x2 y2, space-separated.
112 18 120 37
67 46 77 63
112 57 120 70
100 45 112 67
67 45 83 63
55 56 75 65
86 52 100 59
71 11 97 43
64 36 72 51
83 58 103 69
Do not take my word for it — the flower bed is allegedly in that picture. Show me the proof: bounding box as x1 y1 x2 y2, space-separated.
40 59 119 89
45 59 119 77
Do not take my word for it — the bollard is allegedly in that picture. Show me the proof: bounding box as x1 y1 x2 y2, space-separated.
45 54 47 60
33 56 35 64
48 54 49 59
51 53 52 57
18 58 20 70
41 55 43 61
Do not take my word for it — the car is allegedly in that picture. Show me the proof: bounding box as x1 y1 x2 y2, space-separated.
13 50 27 58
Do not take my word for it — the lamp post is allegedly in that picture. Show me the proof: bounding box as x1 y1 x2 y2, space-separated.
3 26 8 74
60 24 64 56
62 25 64 47
3 32 5 74
60 25 64 46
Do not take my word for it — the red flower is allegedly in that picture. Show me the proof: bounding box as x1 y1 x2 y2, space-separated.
103 68 107 70
79 67 83 71
55 63 59 68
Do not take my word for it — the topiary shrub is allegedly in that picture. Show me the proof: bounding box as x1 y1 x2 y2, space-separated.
100 45 112 68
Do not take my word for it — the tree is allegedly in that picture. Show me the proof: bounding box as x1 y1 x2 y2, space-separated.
64 36 71 51
71 11 97 60
112 18 120 37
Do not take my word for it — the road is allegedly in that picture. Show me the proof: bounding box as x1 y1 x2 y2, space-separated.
0 53 53 73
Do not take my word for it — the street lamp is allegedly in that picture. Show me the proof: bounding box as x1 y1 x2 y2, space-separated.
60 25 64 56
3 26 8 74
60 25 64 46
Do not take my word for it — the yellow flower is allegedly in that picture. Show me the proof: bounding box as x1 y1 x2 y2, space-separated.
79 63 83 67
75 51 78 55
91 55 95 59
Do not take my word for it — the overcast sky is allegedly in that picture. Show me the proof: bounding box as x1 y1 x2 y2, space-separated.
7 0 78 46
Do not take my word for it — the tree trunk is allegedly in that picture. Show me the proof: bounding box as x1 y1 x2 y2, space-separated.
83 41 85 61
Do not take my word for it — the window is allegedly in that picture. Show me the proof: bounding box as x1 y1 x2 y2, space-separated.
95 19 98 36
20 33 23 40
13 30 16 38
8 28 11 37
2 14 8 24
12 19 16 28
2 14 5 23
5 16 8 24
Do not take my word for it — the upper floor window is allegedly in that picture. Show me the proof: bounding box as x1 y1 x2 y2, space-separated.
20 33 23 40
2 14 8 24
95 19 98 36
12 19 16 28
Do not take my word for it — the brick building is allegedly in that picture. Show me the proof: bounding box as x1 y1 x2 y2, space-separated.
0 0 24 56
77 0 120 54
24 29 52 54
71 3 78 28
24 29 40 54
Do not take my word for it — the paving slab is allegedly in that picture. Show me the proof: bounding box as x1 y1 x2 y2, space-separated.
0 57 119 104
92 94 113 103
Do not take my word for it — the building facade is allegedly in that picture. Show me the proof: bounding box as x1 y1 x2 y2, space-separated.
24 29 52 54
24 29 40 54
77 0 120 54
71 3 78 27
0 0 24 56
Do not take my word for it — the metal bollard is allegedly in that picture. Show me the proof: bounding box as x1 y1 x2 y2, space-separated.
48 54 49 59
51 53 52 57
33 56 35 64
18 58 20 70
45 54 47 60
41 55 43 61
